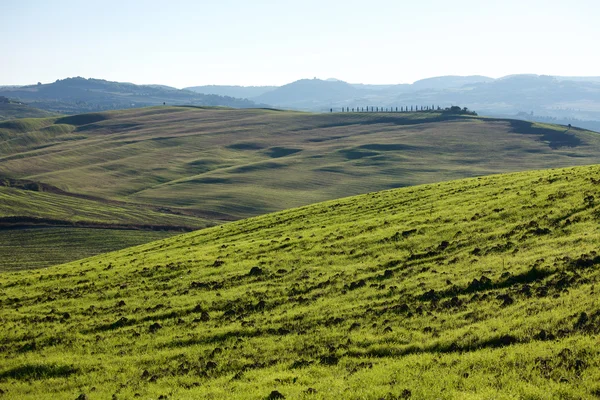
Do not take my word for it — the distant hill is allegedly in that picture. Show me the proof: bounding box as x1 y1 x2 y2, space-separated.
185 85 277 99
0 77 265 114
439 75 600 117
0 96 56 120
410 75 494 90
229 74 600 131
253 78 368 108
550 76 600 83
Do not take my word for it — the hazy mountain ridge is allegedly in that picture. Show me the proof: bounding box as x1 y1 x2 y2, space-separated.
5 74 600 131
0 77 265 114
184 74 600 131
185 85 277 99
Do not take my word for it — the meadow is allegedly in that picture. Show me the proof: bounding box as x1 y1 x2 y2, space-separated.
2 107 600 220
0 183 213 271
1 164 600 399
5 106 600 270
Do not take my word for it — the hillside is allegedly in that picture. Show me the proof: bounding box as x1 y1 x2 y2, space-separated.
0 77 263 114
185 85 277 99
2 164 600 398
410 75 494 90
253 79 368 108
190 75 600 131
3 106 600 270
0 97 55 120
0 179 217 271
2 107 600 220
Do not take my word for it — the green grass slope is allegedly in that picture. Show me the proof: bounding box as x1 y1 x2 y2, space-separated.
0 185 210 229
2 107 599 220
0 101 55 121
0 181 218 271
2 164 600 399
0 228 175 272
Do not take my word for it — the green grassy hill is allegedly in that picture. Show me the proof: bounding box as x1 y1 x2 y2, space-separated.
2 164 600 399
0 228 175 272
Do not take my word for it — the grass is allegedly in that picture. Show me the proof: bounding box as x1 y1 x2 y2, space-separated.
0 103 55 121
0 183 215 271
2 164 600 398
2 107 600 221
0 186 210 228
0 228 176 271
2 106 600 270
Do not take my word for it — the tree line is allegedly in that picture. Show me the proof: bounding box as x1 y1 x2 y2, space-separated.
332 105 477 115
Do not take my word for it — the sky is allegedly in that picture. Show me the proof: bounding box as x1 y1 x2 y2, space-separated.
1 0 599 88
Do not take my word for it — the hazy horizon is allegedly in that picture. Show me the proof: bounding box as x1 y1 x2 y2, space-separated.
4 73 600 90
2 0 599 88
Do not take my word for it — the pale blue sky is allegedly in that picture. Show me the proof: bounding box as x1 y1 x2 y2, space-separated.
1 0 598 87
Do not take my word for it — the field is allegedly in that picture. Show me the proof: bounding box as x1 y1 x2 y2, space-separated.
2 107 600 220
2 106 600 269
1 164 600 399
0 228 176 271
0 182 215 271
0 101 55 121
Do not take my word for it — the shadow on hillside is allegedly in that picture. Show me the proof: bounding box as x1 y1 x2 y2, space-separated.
55 113 107 126
0 364 78 381
351 333 521 359
501 119 582 149
418 266 554 302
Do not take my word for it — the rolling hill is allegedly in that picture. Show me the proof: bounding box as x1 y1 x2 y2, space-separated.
186 75 600 131
0 77 263 115
0 97 55 121
185 85 277 99
1 164 600 398
0 178 217 271
2 107 600 220
2 106 600 271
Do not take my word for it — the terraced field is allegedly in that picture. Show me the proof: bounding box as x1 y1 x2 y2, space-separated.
2 164 600 399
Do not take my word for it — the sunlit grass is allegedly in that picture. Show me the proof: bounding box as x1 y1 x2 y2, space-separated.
2 164 600 398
